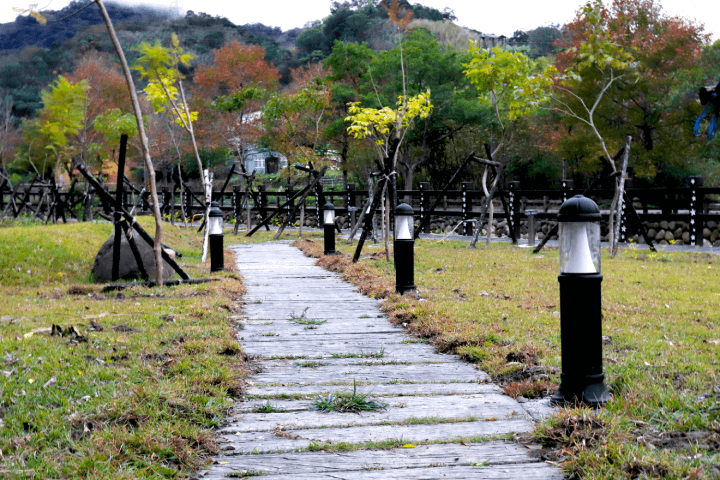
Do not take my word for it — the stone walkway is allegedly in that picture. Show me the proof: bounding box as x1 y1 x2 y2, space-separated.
193 243 563 479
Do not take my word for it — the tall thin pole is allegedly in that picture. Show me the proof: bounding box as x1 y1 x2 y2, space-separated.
111 133 128 281
96 0 164 285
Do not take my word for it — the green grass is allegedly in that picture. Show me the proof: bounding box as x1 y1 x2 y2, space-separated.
0 217 248 479
295 361 330 368
295 237 720 480
311 380 388 413
330 348 385 359
252 402 286 413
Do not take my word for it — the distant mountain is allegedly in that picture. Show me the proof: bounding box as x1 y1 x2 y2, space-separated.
0 1 176 52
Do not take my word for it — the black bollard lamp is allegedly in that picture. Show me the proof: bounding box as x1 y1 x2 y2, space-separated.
323 202 336 255
394 203 416 295
551 195 611 407
209 201 224 272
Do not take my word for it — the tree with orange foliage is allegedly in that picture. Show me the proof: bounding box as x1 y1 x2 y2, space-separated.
65 54 136 170
193 42 279 165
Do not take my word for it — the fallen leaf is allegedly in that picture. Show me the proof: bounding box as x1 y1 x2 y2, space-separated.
486 417 498 421
24 327 52 338
402 444 416 448
43 376 57 388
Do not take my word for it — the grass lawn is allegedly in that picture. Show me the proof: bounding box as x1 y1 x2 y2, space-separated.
3 216 717 479
0 218 249 479
294 235 720 480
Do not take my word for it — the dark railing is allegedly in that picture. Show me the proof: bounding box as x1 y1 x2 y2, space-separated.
3 180 719 245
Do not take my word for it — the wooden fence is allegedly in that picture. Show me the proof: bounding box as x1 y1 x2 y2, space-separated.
2 177 720 245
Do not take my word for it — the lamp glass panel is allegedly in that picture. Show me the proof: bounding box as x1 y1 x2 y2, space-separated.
324 209 335 225
208 216 223 235
395 215 414 240
559 222 601 274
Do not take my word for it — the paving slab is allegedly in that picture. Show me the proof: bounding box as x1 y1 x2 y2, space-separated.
215 418 535 454
194 243 560 479
197 463 563 479
202 442 554 476
250 362 489 385
245 382 501 397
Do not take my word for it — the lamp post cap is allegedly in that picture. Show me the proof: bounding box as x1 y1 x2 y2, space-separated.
209 202 223 216
395 203 413 215
324 202 335 210
558 195 601 222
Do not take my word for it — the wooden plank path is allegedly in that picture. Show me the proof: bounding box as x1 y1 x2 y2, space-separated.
192 243 563 480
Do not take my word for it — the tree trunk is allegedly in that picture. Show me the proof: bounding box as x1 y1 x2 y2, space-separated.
96 0 164 285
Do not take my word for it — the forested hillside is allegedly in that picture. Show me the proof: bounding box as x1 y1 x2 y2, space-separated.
0 0 718 191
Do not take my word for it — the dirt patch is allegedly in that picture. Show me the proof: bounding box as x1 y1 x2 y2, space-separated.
506 350 538 366
493 365 548 384
638 430 720 451
626 462 671 479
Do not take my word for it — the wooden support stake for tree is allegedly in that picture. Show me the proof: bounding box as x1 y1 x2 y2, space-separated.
76 163 190 280
120 219 149 281
346 195 373 245
112 134 128 282
0 182 21 221
247 167 327 237
272 166 329 239
353 177 387 263
299 202 305 237
623 191 656 252
471 144 507 248
531 171 635 254
414 152 476 239
34 188 49 221
13 176 39 218
218 164 236 198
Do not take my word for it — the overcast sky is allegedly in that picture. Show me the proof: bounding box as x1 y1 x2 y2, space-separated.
2 0 716 41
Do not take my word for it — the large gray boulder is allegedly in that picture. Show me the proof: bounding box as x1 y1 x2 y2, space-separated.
93 232 174 283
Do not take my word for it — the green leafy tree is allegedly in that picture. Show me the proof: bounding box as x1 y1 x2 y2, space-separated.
322 40 376 188
36 76 88 181
133 34 215 260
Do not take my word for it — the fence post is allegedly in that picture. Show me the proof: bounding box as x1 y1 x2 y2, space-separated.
419 182 431 233
233 186 241 226
286 185 295 223
141 190 150 211
346 183 355 209
184 187 192 221
618 195 628 243
508 181 520 240
461 182 472 236
315 185 323 227
689 176 704 247
258 185 267 218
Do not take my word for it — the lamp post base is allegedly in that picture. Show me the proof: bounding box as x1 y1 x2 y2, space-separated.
551 373 612 407
394 239 415 294
324 224 336 256
554 273 611 408
209 234 224 272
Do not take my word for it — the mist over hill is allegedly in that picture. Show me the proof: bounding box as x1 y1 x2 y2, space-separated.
0 1 177 52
